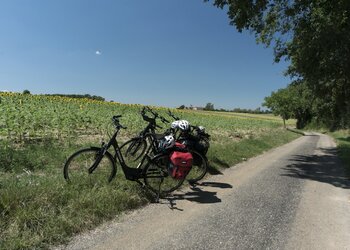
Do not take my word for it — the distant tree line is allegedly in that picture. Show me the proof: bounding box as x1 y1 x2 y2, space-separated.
45 94 105 101
214 107 271 114
177 103 270 114
231 108 271 114
20 90 106 102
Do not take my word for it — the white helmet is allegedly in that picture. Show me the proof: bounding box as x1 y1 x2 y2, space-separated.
171 120 180 129
178 120 190 131
158 135 175 150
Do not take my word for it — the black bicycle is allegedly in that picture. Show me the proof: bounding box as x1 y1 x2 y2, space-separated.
63 115 185 198
121 107 209 183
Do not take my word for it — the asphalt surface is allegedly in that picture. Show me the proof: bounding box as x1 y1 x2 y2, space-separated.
57 133 350 250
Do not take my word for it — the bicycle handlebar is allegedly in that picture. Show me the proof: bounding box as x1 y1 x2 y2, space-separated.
141 106 169 127
112 115 127 129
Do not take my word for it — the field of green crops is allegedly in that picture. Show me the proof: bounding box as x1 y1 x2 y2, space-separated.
0 92 300 249
0 92 293 143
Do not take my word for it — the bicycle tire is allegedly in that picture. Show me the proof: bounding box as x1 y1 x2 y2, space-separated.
63 147 116 186
143 154 184 195
120 138 148 168
186 150 208 183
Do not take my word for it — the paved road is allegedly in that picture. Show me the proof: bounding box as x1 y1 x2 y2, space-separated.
59 133 350 250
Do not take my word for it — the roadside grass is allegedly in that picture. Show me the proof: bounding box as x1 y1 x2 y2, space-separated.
0 171 148 249
330 130 350 177
197 110 297 125
0 127 300 249
208 128 300 169
0 140 149 249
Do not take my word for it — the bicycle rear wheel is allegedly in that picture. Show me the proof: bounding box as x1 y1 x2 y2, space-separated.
186 150 208 183
63 147 116 186
143 154 184 195
120 138 148 168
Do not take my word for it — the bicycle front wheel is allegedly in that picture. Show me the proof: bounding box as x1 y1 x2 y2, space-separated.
63 147 116 186
143 154 184 195
186 150 208 183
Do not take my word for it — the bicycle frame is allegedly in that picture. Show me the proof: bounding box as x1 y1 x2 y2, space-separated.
88 128 144 182
136 125 159 154
89 127 168 184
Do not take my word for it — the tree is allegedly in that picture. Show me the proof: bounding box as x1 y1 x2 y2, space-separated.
23 90 31 95
263 81 314 129
263 88 294 128
177 105 186 109
204 102 214 111
206 0 350 128
287 82 314 129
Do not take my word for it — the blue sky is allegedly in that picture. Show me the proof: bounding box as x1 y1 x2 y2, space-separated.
0 0 290 109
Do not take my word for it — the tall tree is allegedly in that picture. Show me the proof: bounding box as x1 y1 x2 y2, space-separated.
206 0 350 128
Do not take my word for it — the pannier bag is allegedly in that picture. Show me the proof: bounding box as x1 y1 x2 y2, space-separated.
169 151 193 179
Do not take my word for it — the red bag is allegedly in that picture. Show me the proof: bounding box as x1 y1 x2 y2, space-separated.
169 151 193 179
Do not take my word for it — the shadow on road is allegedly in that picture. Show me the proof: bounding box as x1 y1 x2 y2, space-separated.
198 181 233 189
164 181 233 210
282 147 350 189
207 158 225 175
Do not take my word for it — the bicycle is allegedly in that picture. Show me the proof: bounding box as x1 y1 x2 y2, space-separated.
63 115 185 200
121 107 209 183
120 106 171 167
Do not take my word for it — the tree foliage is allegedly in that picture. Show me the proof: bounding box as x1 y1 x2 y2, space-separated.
232 107 271 114
206 0 350 128
263 88 294 128
45 94 105 101
204 102 215 111
264 81 314 129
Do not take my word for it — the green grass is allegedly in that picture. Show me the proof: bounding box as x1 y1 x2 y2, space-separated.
0 94 301 249
330 130 350 177
0 140 150 249
0 129 300 249
197 110 297 125
207 128 300 170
